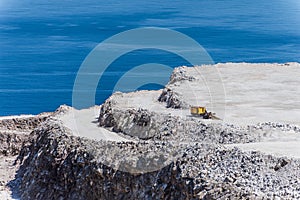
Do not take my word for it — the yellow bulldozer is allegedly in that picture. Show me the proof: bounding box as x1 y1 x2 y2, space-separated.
190 106 220 120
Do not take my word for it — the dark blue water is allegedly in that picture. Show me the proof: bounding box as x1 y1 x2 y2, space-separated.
0 0 299 116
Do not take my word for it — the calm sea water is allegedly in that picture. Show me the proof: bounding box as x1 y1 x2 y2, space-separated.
0 0 299 116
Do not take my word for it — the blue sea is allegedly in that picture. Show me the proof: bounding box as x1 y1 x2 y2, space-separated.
0 0 299 116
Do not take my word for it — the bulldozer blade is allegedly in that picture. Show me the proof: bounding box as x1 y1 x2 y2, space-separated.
211 115 221 120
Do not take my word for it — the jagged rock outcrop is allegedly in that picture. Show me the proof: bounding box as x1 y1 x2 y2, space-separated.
98 100 116 127
111 108 161 139
54 105 73 115
168 67 196 84
99 98 163 139
158 88 188 109
0 114 49 156
0 132 28 156
157 66 196 109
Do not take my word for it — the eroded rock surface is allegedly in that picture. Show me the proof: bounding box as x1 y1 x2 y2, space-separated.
0 115 48 132
15 118 300 200
0 113 51 199
158 88 188 109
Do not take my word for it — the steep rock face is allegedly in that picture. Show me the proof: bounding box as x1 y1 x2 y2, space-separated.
0 114 51 199
99 99 164 139
0 115 49 156
112 108 158 139
98 101 115 127
15 119 300 200
0 132 28 156
15 120 195 200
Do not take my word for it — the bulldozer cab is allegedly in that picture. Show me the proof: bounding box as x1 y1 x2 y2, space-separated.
190 106 206 115
190 106 221 120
